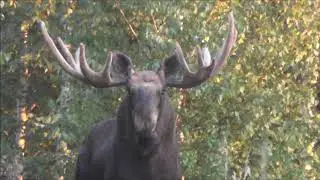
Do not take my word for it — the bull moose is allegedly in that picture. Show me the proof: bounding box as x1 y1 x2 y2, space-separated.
38 12 237 180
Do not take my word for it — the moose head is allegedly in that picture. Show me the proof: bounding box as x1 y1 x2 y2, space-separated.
38 12 237 180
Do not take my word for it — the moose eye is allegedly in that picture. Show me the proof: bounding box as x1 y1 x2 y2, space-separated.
131 89 136 96
160 89 166 96
127 88 136 98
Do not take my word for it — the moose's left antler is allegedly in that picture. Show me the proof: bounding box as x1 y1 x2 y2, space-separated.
161 12 238 88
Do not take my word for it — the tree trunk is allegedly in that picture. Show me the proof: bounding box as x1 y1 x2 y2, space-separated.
12 26 30 180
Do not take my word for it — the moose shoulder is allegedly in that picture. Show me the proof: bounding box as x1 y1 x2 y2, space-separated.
38 12 237 180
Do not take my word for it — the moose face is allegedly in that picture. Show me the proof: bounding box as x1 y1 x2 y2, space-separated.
127 71 165 139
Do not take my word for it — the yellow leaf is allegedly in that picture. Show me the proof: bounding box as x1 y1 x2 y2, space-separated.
235 63 241 71
307 143 314 156
67 8 73 15
20 112 28 122
239 86 245 93
18 139 25 149
287 147 294 153
305 164 312 171
20 23 29 32
9 0 16 8
238 33 245 44
215 77 221 83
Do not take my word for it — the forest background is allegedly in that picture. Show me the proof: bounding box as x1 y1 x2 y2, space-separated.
1 0 319 179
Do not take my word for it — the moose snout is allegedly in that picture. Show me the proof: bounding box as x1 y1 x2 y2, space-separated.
134 110 158 134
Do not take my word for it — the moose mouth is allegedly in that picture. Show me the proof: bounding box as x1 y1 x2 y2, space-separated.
135 131 160 157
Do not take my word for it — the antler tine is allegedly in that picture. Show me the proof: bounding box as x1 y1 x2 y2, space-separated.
197 46 211 67
56 37 77 68
165 43 215 88
79 44 122 87
174 42 192 74
38 20 89 82
173 43 213 75
211 12 238 75
74 47 81 72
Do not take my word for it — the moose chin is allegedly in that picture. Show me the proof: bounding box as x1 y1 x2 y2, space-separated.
38 12 237 180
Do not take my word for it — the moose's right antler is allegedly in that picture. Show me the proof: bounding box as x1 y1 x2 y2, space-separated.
38 21 133 88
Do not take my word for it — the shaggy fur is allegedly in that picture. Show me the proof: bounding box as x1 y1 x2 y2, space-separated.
75 94 181 180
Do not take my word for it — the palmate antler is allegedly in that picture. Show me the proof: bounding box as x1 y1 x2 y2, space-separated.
161 12 237 88
38 20 133 88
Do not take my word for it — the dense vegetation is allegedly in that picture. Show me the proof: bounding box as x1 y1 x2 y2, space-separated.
1 0 319 179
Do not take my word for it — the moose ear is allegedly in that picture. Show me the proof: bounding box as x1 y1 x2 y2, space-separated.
108 53 134 82
158 52 183 84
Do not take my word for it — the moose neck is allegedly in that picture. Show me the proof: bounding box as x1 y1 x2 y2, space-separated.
116 92 177 156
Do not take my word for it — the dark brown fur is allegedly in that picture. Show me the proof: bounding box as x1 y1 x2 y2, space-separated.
75 94 181 180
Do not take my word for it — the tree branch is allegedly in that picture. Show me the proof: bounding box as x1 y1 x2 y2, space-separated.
115 0 138 39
